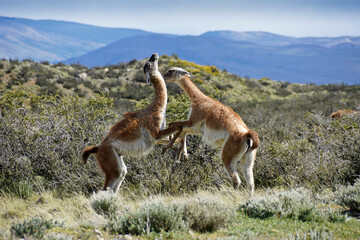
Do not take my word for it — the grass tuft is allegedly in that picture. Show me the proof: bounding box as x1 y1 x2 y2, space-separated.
10 217 63 239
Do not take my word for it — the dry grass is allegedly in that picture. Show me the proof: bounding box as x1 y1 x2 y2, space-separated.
1 187 359 239
0 188 249 232
0 191 105 231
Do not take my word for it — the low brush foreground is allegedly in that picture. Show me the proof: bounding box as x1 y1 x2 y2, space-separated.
1 187 360 239
0 56 360 239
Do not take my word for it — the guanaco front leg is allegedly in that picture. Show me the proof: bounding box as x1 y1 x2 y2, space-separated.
155 125 183 140
161 120 192 154
161 128 183 154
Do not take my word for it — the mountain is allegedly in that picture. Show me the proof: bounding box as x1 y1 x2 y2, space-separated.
202 31 298 46
65 34 360 84
1 16 360 84
0 16 150 61
202 30 360 48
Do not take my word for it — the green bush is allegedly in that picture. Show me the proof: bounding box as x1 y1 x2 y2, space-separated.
287 227 334 240
10 179 34 200
1 58 360 196
44 232 72 240
181 197 234 233
107 200 184 235
90 191 120 217
0 88 118 195
336 178 360 215
239 188 347 223
253 109 360 189
10 217 63 239
107 198 233 235
124 144 226 195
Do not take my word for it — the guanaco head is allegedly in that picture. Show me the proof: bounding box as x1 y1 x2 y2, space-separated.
163 67 191 83
143 53 159 85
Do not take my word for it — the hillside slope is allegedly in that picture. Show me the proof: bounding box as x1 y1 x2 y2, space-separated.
1 56 359 197
2 56 359 114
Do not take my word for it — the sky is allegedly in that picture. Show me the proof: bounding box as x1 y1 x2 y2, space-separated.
1 0 360 37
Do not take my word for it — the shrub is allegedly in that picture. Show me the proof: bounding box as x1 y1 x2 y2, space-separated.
10 217 63 239
90 191 121 217
1 58 360 196
124 144 226 195
287 227 334 240
336 178 360 215
253 110 360 189
133 68 146 83
121 83 153 100
107 200 184 235
10 179 34 199
239 188 347 223
239 195 282 219
0 88 118 195
44 232 72 240
181 197 234 233
108 197 233 235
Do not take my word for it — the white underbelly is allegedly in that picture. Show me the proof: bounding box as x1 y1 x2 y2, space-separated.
112 128 155 157
193 123 228 148
203 128 228 147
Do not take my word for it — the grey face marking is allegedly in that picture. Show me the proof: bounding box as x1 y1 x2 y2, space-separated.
165 67 191 80
143 53 159 85
177 68 190 77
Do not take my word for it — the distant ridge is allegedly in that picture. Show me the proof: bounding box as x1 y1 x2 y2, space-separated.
0 16 151 61
202 30 360 48
66 34 360 84
1 16 360 84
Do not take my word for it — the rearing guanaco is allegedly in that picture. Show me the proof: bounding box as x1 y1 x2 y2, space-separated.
163 67 259 195
82 54 182 193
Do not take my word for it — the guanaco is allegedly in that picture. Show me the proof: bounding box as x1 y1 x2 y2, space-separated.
162 67 259 195
82 54 182 192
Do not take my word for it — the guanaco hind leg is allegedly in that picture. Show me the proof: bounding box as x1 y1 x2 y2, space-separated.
221 136 248 189
97 144 127 193
241 149 256 196
112 155 127 193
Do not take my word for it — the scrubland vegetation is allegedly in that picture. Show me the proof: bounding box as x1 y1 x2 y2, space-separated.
0 56 359 239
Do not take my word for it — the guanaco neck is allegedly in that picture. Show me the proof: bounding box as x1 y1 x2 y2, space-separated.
178 75 207 100
149 73 167 111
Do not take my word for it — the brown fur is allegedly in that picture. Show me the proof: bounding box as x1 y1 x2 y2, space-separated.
82 146 99 164
247 130 260 150
330 110 358 119
81 54 182 192
163 67 260 195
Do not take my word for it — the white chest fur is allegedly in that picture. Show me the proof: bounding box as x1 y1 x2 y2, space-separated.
159 105 167 130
